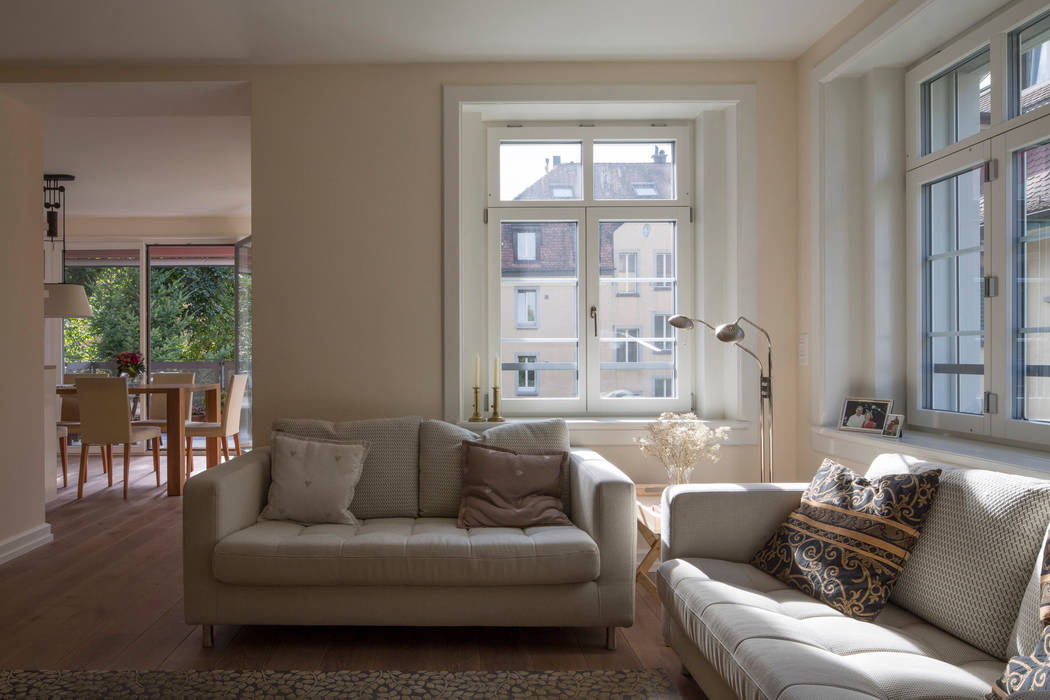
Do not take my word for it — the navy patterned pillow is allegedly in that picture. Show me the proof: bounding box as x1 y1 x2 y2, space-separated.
988 533 1050 698
751 458 941 621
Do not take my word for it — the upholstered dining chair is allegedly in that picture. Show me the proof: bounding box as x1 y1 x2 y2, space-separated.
133 371 195 449
74 376 162 500
184 373 247 477
58 372 106 474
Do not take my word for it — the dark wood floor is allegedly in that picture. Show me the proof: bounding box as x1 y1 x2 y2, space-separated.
0 454 702 698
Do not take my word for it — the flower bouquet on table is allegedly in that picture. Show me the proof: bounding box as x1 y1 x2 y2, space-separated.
635 411 730 485
114 351 145 380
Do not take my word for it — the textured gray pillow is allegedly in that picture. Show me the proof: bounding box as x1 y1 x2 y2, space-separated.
259 432 368 525
418 418 572 518
868 454 1050 660
273 416 421 518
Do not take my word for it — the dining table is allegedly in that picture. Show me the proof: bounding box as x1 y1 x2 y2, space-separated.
57 382 221 496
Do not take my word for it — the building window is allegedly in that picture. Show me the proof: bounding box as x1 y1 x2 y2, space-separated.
1012 11 1050 116
515 353 538 395
488 123 693 414
654 251 672 290
653 376 673 397
614 326 640 363
515 287 538 329
616 251 639 296
653 313 673 353
921 48 991 156
515 230 537 262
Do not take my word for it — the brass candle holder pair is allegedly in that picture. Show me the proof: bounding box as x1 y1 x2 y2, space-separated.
468 385 504 423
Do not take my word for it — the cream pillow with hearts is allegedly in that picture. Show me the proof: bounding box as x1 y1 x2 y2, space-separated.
259 431 369 525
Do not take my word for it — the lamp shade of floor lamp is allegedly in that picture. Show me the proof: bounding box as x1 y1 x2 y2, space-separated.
668 314 774 482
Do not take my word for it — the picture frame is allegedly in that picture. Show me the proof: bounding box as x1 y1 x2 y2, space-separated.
882 414 904 439
839 397 894 434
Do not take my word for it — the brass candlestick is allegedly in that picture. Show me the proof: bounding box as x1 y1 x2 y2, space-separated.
468 386 485 422
488 386 505 422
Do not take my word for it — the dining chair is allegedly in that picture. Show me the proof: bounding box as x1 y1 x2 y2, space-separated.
74 376 162 500
133 371 195 449
56 425 68 488
184 373 247 477
59 372 109 475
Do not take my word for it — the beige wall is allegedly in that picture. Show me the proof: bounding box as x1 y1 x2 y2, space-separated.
0 59 798 485
0 92 45 545
794 0 898 482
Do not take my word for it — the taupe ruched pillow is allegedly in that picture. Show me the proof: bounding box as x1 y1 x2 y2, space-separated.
457 441 570 529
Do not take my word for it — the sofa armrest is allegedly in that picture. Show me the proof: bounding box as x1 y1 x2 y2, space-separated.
569 449 635 586
661 482 807 563
183 447 271 622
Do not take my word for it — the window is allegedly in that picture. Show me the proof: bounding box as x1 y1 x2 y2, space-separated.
616 251 639 295
515 287 538 329
1013 11 1050 116
551 184 575 199
653 313 672 353
63 249 141 376
654 251 673 290
515 353 538 395
614 326 640 364
653 376 673 397
515 230 537 261
921 48 991 156
488 124 693 415
921 165 985 416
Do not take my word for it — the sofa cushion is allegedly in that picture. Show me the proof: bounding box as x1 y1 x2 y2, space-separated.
273 417 421 519
258 432 368 525
418 419 572 518
751 459 941 621
212 517 599 586
659 557 1003 700
457 441 570 528
989 532 1050 697
867 453 1050 660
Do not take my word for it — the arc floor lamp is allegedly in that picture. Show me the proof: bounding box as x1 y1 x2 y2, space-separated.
668 314 773 482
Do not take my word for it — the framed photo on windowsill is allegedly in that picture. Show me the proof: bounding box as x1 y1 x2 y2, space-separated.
882 414 904 439
839 397 894 434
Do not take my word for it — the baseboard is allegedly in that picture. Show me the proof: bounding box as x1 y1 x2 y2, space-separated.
0 523 54 566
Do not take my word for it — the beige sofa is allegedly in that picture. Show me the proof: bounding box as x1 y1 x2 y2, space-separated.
658 453 1050 700
183 417 635 648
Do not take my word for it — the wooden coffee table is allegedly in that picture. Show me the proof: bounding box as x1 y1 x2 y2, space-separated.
635 483 666 602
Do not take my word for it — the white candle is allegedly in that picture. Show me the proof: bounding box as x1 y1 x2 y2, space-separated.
474 354 480 388
493 355 500 388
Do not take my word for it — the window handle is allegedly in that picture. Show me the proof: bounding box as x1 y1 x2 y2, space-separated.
589 305 598 337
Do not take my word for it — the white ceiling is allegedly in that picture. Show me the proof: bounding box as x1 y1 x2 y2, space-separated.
0 82 251 217
0 0 864 64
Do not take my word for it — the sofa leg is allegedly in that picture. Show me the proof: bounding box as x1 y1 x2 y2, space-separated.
606 626 617 650
202 624 214 648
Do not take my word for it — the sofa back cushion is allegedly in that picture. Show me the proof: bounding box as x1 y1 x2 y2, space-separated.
418 418 571 518
272 416 421 519
867 452 1050 660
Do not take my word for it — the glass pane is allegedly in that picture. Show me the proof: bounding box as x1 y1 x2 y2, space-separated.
1014 140 1050 422
235 237 253 447
499 141 582 201
593 141 675 200
1019 12 1050 115
148 245 236 422
923 165 985 414
500 221 579 399
63 249 141 378
923 49 991 155
598 219 677 398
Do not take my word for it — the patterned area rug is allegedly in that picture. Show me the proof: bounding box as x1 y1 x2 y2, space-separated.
0 669 678 699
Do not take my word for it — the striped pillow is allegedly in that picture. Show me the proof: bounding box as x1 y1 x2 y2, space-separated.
751 458 941 621
988 534 1050 698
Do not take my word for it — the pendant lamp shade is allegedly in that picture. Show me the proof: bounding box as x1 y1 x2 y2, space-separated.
44 282 93 319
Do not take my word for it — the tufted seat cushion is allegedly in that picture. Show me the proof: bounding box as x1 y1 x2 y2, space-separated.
659 557 1003 700
213 517 599 587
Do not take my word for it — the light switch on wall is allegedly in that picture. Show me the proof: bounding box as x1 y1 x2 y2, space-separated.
798 333 809 366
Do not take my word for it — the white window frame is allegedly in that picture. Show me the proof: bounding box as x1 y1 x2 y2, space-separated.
514 286 539 329
515 352 539 396
613 325 641 364
486 125 692 208
653 376 673 398
654 250 673 290
515 230 537 261
653 312 672 354
615 250 639 296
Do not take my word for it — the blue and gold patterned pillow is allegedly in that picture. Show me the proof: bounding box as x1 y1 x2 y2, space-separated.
988 533 1050 698
751 458 941 621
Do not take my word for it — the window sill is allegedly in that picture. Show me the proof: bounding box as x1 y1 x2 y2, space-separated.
461 416 753 446
811 426 1050 478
